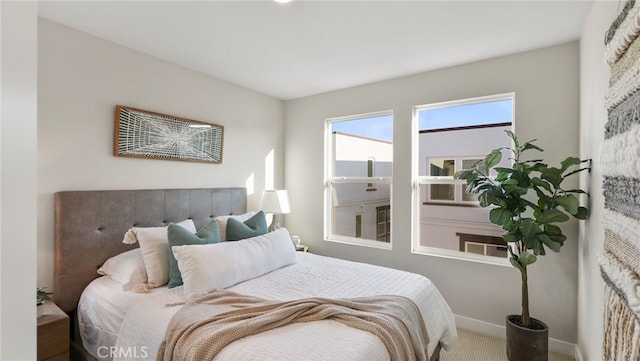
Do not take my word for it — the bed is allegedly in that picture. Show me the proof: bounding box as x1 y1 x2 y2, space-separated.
54 188 456 361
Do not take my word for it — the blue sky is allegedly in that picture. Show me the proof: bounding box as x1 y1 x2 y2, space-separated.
332 114 393 142
331 98 512 142
419 99 513 130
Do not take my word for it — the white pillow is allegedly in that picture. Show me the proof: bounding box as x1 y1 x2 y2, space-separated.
173 227 297 300
97 249 147 291
121 219 196 288
214 211 256 241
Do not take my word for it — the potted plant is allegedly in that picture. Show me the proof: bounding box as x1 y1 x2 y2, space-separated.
454 130 589 361
37 287 53 317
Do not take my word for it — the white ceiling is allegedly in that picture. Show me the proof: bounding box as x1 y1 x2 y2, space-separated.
38 1 594 100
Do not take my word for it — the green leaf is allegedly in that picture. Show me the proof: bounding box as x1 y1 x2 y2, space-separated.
531 240 546 256
471 182 492 193
505 184 529 196
502 219 517 231
490 208 512 225
574 206 589 220
510 256 524 272
555 195 579 215
495 171 509 182
484 149 502 169
534 188 552 208
519 219 542 238
522 141 543 152
544 224 567 243
511 170 531 188
531 177 552 193
560 156 581 171
495 167 515 174
464 173 479 185
453 169 470 180
519 251 537 266
505 130 519 148
539 233 562 252
503 233 520 243
479 189 501 207
537 209 570 224
540 167 563 188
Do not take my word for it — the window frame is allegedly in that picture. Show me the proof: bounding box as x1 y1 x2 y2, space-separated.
424 156 485 205
324 110 393 250
411 93 514 266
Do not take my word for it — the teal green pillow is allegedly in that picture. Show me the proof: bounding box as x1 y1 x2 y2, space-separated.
167 220 221 288
226 211 268 241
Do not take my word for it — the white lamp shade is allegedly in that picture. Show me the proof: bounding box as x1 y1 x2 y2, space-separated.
260 190 291 214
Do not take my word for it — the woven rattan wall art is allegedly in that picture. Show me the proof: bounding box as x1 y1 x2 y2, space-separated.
114 105 224 164
601 1 640 359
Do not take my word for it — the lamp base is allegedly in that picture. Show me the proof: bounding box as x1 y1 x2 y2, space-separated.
268 214 282 232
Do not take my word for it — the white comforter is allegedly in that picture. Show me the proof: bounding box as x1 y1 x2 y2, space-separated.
113 253 456 361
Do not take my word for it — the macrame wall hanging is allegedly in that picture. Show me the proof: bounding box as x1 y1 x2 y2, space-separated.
601 1 640 359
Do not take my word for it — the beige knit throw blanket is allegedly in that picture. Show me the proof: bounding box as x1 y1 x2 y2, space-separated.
157 289 430 361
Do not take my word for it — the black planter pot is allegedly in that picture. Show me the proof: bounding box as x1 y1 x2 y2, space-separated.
506 314 549 361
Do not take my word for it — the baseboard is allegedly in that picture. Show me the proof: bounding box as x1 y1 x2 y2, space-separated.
454 314 577 357
574 346 584 361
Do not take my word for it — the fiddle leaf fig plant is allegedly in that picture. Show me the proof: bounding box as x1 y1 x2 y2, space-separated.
454 130 589 328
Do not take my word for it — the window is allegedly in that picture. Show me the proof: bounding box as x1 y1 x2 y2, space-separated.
425 157 484 204
367 158 376 190
325 111 393 248
428 158 455 201
412 94 513 264
376 205 391 242
457 233 508 258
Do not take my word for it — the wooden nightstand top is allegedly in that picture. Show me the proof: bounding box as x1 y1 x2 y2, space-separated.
38 302 69 361
38 301 67 326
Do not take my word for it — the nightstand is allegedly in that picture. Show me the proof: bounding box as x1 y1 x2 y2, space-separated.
37 302 69 361
296 245 309 252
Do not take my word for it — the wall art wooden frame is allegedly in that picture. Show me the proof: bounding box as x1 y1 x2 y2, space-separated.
114 105 224 164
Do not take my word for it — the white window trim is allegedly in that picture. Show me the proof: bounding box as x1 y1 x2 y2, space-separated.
411 93 514 265
324 110 393 250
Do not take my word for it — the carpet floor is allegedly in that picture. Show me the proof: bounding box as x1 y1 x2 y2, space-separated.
439 328 575 361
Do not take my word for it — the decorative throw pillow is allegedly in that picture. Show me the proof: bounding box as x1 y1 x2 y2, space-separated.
172 227 298 300
167 220 221 288
121 219 196 288
97 248 147 291
225 211 268 241
214 211 256 241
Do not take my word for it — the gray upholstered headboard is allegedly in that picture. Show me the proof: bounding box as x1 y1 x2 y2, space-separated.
54 188 247 313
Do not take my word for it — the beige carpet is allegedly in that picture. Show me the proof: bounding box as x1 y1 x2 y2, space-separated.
439 328 575 361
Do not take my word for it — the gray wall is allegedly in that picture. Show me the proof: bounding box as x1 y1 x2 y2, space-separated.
37 19 285 290
285 42 581 347
578 2 619 360
1 2 38 359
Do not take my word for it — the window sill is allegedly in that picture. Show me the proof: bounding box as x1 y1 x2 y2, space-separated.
325 236 392 250
412 245 511 267
422 202 480 208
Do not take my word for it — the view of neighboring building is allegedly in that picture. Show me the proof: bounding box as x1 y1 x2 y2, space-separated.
330 131 392 243
417 123 511 258
326 96 513 261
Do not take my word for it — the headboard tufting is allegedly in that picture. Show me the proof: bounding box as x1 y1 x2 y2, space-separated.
54 188 247 313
